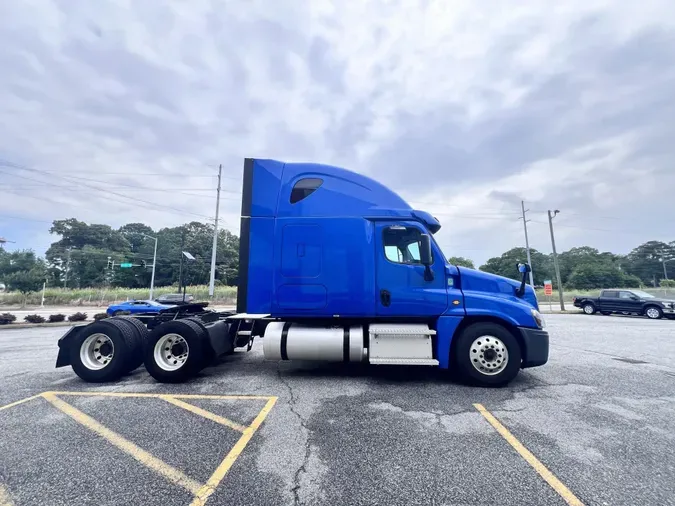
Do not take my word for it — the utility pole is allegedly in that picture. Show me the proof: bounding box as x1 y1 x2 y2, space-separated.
547 210 565 311
209 164 222 298
178 228 185 293
520 201 535 286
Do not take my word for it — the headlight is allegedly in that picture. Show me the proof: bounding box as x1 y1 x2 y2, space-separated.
531 309 546 329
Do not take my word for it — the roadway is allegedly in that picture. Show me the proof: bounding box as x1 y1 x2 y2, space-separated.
1 314 674 505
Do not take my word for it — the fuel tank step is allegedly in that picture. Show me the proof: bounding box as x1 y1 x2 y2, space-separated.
369 358 439 366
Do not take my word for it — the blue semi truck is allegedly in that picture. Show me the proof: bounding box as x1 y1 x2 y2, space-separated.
55 157 549 387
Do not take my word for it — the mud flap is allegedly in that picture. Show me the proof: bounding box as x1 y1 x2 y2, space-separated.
55 325 86 368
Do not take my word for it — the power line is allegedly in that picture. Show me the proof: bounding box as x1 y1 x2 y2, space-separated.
0 164 214 221
529 220 658 235
0 214 53 224
0 160 244 229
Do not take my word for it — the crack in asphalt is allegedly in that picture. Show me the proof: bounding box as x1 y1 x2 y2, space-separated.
277 366 312 506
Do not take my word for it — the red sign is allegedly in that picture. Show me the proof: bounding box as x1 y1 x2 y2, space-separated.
544 281 553 296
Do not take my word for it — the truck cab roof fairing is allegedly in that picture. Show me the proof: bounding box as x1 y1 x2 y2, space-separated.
240 158 442 227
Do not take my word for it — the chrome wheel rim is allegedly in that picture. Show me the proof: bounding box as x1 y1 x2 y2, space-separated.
469 335 508 376
154 333 189 371
646 308 660 319
80 333 114 370
583 305 594 314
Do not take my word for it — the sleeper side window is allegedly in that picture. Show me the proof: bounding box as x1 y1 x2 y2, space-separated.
290 178 323 204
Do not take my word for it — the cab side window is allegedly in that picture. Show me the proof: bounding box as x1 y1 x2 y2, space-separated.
383 226 428 264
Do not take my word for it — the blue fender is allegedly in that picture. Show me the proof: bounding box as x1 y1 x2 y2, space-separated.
435 315 464 369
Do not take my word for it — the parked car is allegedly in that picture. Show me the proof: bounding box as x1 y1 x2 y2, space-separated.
573 289 675 320
106 300 175 316
155 293 195 305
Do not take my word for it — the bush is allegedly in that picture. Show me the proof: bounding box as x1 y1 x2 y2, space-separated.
0 313 17 325
68 312 88 322
93 313 109 321
48 314 66 323
660 279 675 288
24 314 46 324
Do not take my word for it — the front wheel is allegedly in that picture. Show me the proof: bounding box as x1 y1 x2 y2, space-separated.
644 306 663 320
453 322 521 387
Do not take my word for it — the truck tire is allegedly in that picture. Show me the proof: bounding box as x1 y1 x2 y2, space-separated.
582 303 596 315
453 322 521 387
112 316 150 373
143 319 209 383
69 320 137 382
644 306 663 320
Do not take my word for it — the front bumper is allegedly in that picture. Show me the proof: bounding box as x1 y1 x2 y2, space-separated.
518 327 549 368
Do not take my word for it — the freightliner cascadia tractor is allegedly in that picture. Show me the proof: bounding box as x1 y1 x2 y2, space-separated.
56 158 549 387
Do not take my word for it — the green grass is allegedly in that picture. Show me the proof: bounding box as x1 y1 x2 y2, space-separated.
1 284 672 308
0 285 237 307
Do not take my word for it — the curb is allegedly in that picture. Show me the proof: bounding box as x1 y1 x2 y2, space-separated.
540 311 582 315
0 322 91 331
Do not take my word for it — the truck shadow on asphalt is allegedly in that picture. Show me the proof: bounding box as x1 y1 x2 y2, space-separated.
204 353 545 394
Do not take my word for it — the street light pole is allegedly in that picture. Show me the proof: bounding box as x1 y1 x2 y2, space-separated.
520 200 535 286
143 234 158 300
548 210 565 311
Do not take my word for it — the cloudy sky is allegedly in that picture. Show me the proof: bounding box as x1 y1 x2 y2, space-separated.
1 0 674 267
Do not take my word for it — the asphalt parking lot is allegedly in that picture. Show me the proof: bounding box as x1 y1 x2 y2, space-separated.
1 314 674 506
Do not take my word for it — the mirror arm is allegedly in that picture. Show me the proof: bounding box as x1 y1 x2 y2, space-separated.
515 262 531 298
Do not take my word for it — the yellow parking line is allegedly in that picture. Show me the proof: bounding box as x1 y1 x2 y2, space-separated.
190 396 278 506
47 391 273 400
0 483 16 506
160 395 247 433
42 392 203 496
473 403 585 506
0 394 42 412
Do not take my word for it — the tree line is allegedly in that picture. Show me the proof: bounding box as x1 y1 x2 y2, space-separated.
0 218 239 294
452 240 675 289
1 217 673 294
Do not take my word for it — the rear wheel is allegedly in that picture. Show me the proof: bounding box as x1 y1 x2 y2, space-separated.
112 316 149 373
70 320 137 382
582 303 596 315
143 319 209 383
644 306 663 320
453 322 521 387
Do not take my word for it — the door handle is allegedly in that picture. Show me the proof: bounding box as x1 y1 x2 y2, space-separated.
380 289 391 307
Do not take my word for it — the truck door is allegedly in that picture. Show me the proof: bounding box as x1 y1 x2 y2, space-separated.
618 291 642 313
598 290 619 312
375 223 448 316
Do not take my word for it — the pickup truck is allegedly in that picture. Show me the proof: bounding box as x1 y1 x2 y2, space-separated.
573 289 675 320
